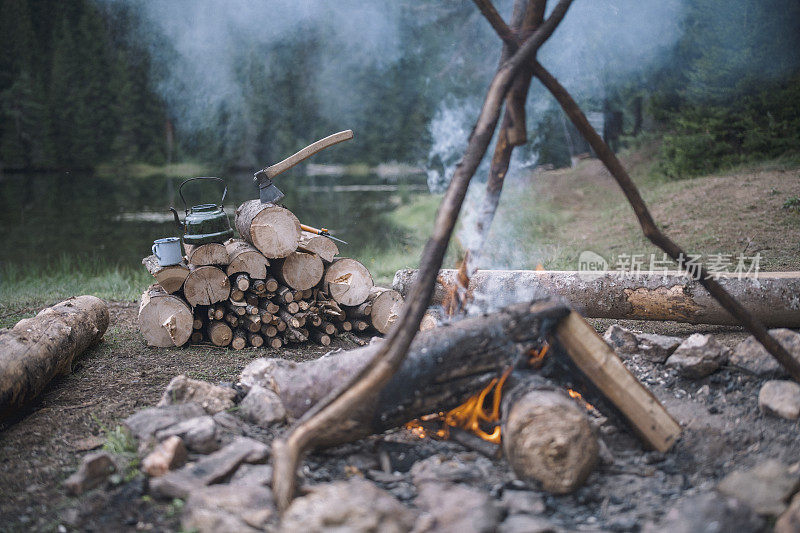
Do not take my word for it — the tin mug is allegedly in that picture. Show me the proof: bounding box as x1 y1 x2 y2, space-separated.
152 237 182 266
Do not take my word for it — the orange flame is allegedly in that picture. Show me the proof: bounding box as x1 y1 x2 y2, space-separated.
567 388 595 411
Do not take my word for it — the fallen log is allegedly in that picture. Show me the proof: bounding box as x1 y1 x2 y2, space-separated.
297 230 338 263
224 239 270 279
393 269 800 327
183 243 228 266
271 251 324 291
239 299 570 446
142 255 189 294
501 376 598 494
184 266 231 307
139 284 193 347
235 200 300 259
0 296 109 418
323 258 374 307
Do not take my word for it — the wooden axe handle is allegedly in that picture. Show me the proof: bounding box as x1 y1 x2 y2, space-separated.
260 130 353 180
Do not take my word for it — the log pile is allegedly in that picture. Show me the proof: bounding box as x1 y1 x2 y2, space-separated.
139 202 402 349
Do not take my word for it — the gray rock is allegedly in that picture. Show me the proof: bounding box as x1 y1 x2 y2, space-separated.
717 459 800 516
280 478 417 533
603 324 639 356
636 332 683 363
410 454 485 486
142 436 187 477
501 490 545 515
64 452 117 496
238 385 286 427
182 484 274 533
124 403 206 444
149 437 269 500
776 492 800 533
414 481 500 533
759 380 800 419
732 329 800 377
229 464 273 487
155 415 219 453
666 334 730 378
499 514 559 533
642 491 763 533
158 374 236 414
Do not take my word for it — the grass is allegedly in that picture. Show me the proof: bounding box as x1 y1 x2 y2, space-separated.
95 161 212 179
0 255 149 326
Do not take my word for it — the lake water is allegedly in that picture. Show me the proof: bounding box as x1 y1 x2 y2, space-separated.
0 170 430 270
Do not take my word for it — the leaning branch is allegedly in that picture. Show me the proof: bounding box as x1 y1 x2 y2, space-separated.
531 60 800 382
270 0 575 512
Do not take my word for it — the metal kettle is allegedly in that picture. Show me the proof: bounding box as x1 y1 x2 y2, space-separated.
170 177 234 245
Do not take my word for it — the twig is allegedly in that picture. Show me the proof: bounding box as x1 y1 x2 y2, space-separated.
270 0 575 512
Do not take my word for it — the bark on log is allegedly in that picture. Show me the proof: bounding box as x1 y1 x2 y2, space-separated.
271 252 324 291
393 269 800 327
239 299 569 445
501 377 598 494
138 284 193 347
142 255 189 294
235 200 300 259
297 231 339 263
0 296 109 417
224 239 270 279
184 266 231 307
367 287 404 335
323 258 374 307
183 243 228 266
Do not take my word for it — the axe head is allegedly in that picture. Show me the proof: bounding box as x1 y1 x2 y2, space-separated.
257 175 285 204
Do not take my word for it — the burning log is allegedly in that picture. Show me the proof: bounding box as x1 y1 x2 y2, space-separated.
393 269 800 328
183 243 228 266
501 377 598 494
142 255 189 294
183 266 231 307
139 284 194 347
0 296 109 419
271 251 324 291
239 299 570 445
224 239 270 279
322 258 374 306
235 200 301 259
297 230 339 263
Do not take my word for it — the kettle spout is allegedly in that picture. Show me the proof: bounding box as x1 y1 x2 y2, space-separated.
169 207 183 231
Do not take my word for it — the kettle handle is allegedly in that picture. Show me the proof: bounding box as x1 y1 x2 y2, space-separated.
177 177 228 212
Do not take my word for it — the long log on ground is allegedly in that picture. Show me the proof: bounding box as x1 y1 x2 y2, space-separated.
224 239 270 279
138 284 193 347
393 269 800 327
183 243 228 266
297 230 338 263
1 296 109 418
235 200 301 259
184 266 231 307
142 255 189 294
239 299 569 446
501 376 598 494
271 251 324 290
322 258 374 307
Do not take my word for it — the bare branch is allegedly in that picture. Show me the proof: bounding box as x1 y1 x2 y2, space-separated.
472 0 517 48
531 60 800 382
271 0 575 512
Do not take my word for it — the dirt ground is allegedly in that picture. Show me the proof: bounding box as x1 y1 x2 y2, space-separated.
1 157 798 531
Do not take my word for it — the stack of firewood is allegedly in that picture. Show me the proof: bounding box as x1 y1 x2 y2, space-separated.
138 199 403 349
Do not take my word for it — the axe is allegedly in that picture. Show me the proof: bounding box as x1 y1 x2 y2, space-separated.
254 130 354 204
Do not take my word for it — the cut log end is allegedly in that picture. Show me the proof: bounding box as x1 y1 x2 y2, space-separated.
323 258 374 307
235 200 301 259
139 285 193 347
